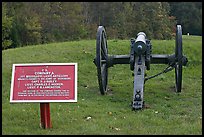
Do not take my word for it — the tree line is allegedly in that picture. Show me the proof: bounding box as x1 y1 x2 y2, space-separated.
2 2 202 50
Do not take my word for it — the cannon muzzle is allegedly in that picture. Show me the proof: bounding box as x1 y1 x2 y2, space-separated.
133 32 147 55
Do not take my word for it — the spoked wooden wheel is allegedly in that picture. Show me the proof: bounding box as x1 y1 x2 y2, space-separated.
175 25 183 92
96 26 108 95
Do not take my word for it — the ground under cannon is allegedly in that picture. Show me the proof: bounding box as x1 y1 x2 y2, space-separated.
93 25 188 110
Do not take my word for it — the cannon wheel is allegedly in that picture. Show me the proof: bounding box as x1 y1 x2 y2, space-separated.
96 26 108 95
175 25 183 92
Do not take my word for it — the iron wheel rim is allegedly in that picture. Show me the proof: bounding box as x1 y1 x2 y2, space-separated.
175 25 183 92
96 26 108 95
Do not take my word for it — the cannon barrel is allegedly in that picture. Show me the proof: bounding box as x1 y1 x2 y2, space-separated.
134 32 147 55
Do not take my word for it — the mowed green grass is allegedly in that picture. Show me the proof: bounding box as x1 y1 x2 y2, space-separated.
2 35 202 135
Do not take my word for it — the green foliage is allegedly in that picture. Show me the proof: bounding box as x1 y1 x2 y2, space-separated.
2 2 13 49
169 2 202 35
24 15 42 45
84 2 175 40
2 2 202 50
130 2 175 40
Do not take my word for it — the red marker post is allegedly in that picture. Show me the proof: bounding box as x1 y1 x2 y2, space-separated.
10 63 77 129
40 103 52 129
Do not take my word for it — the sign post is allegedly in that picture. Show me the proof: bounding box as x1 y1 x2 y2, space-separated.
40 103 52 129
10 63 77 129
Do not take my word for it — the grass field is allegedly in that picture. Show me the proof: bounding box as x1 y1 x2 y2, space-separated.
2 35 202 135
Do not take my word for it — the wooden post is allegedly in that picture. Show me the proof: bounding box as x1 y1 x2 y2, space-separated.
40 103 52 129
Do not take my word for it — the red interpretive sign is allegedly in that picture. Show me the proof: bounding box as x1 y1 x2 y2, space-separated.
10 63 77 103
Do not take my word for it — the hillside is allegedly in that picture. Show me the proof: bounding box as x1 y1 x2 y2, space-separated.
2 36 202 135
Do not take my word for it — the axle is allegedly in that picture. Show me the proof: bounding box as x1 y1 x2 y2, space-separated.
97 54 174 67
93 54 187 68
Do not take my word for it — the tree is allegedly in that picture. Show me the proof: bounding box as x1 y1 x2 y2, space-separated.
169 2 202 35
2 2 13 49
6 2 42 47
123 2 175 39
2 2 177 50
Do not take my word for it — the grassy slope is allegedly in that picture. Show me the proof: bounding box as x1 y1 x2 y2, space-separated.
2 36 202 135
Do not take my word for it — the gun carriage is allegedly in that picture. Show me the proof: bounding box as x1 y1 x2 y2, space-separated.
93 25 188 110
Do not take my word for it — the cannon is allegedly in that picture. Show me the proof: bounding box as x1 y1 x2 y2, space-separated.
93 25 188 110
